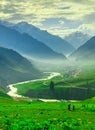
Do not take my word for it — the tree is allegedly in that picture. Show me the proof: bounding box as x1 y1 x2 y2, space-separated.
49 81 55 91
86 79 90 98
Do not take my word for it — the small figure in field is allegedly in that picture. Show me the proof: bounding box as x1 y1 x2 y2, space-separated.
68 104 71 111
72 105 75 111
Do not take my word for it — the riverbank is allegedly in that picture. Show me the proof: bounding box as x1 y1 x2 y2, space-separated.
7 72 61 99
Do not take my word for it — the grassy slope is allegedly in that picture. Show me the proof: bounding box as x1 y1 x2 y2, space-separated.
0 47 42 91
0 89 11 98
0 98 95 130
1 63 95 129
14 63 95 100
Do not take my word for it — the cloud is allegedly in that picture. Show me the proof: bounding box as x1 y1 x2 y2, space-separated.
78 23 95 35
0 12 10 19
47 23 95 38
1 0 94 22
83 12 95 23
0 0 95 36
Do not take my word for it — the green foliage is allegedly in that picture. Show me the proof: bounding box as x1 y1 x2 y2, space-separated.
2 63 95 129
13 63 95 100
50 81 55 91
0 89 11 98
0 98 95 130
0 116 81 130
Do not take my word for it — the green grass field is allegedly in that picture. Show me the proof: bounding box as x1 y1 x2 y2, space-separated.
14 64 95 100
0 89 11 98
1 63 95 129
0 98 95 130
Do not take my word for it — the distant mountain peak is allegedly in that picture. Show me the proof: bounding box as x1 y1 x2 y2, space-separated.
15 22 37 30
0 21 75 55
12 21 75 55
16 21 31 27
65 31 91 49
0 23 66 61
70 35 95 61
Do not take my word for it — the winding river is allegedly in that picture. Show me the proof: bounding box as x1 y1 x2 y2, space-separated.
7 72 61 99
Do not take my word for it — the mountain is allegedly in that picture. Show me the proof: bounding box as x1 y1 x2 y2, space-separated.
64 32 91 48
0 88 11 98
70 36 95 60
0 47 41 90
0 24 66 60
0 20 14 27
12 22 75 55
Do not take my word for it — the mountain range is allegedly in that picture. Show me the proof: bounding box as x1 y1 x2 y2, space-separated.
0 24 66 60
4 21 75 56
64 32 91 49
71 36 95 60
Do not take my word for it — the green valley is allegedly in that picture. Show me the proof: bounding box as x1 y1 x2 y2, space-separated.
0 3 95 129
13 63 95 100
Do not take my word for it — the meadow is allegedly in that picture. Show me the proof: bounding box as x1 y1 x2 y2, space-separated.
14 63 95 100
0 98 95 130
1 63 95 130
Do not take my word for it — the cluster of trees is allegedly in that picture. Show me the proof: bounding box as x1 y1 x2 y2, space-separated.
49 81 55 91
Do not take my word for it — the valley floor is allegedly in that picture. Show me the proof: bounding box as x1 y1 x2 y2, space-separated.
7 72 61 99
1 64 95 129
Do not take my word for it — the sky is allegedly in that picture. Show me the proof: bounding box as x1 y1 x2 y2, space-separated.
0 0 95 37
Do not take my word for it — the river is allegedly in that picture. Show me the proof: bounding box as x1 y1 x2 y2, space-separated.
7 72 61 99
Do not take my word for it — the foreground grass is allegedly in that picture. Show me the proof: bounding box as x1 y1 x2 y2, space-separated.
0 98 95 130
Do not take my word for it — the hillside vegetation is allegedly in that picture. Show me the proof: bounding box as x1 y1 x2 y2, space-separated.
14 62 95 100
0 47 41 90
0 89 11 98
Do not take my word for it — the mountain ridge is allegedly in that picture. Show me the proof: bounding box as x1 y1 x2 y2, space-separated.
0 46 41 90
70 36 95 60
64 31 91 49
0 23 66 60
11 21 75 55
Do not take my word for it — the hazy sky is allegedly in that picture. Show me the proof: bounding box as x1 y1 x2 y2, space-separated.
0 0 95 37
